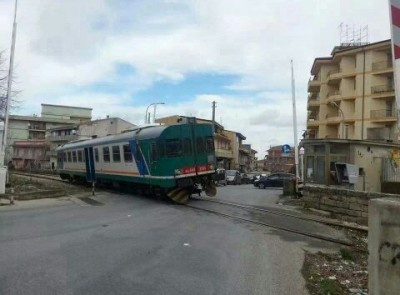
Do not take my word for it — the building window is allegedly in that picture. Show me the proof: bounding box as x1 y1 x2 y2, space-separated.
72 151 77 162
94 148 99 162
103 147 110 162
77 150 83 162
112 146 121 162
205 136 214 153
123 145 133 162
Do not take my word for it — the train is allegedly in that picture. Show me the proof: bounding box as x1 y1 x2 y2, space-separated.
56 121 217 204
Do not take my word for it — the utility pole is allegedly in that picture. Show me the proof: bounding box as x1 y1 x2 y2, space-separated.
211 101 216 134
291 60 299 193
1 0 18 168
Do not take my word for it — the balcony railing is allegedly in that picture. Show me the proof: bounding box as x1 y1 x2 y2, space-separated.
326 112 340 119
308 114 319 121
372 60 393 71
328 69 340 77
371 84 394 94
215 148 234 159
370 109 395 120
328 90 341 97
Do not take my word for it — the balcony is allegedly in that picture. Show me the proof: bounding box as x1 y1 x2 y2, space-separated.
372 60 393 75
371 84 394 97
367 127 392 141
327 90 341 101
307 114 319 127
307 94 320 106
215 148 234 159
370 109 396 122
308 76 321 92
327 69 341 85
47 134 80 142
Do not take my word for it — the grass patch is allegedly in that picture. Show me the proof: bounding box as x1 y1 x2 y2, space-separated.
340 248 355 261
320 279 343 295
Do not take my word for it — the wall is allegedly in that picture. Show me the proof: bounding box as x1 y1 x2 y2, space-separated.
368 198 400 295
302 184 400 225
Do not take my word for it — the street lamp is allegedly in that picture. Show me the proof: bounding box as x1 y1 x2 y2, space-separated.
144 102 165 124
328 101 344 139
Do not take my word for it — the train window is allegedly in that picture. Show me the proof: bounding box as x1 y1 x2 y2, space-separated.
166 139 182 157
94 148 99 162
77 150 83 162
67 152 72 162
72 151 77 162
123 145 133 162
158 141 165 158
112 146 121 162
151 142 158 161
183 138 192 155
103 147 110 162
196 137 205 153
205 136 215 153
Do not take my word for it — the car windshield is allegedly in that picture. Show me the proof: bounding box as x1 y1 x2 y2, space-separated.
226 170 236 176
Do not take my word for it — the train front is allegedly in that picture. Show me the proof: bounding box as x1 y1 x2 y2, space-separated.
160 123 217 204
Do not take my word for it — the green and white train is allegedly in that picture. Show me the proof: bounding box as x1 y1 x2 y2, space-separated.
56 122 217 204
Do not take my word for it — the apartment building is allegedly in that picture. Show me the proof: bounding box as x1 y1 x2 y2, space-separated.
264 145 295 173
306 39 396 142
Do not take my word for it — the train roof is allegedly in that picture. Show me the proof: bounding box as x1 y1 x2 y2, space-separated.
57 125 169 150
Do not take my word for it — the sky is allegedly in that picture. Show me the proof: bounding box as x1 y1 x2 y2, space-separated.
0 0 392 158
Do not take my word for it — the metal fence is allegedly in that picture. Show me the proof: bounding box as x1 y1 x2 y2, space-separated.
382 158 400 182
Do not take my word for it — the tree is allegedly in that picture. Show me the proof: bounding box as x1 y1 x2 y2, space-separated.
0 50 20 120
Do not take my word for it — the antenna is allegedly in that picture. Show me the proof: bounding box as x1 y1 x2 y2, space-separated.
338 23 369 47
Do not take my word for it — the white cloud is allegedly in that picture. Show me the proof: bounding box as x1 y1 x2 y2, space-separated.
0 0 391 157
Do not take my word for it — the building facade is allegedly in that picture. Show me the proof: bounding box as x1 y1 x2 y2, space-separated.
306 39 396 142
264 145 295 173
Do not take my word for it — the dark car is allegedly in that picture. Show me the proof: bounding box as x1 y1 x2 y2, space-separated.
257 173 297 189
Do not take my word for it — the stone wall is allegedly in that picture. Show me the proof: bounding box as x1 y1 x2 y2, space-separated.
302 184 400 224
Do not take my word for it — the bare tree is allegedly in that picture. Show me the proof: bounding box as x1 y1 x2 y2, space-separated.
0 50 20 120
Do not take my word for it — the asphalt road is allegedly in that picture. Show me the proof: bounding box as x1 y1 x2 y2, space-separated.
0 187 341 295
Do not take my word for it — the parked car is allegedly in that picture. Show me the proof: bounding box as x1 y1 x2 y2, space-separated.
257 173 297 189
226 170 241 185
253 173 268 187
241 173 251 184
214 168 227 186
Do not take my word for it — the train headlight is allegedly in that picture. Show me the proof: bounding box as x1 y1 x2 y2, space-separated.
174 169 182 175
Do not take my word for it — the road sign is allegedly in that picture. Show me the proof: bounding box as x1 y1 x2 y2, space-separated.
282 144 291 154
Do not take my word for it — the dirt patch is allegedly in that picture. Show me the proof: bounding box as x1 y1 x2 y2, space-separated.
302 229 368 295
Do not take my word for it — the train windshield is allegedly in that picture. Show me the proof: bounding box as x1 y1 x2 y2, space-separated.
166 139 182 157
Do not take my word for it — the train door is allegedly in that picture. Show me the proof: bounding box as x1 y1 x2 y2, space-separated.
84 147 96 182
57 151 64 170
130 140 149 176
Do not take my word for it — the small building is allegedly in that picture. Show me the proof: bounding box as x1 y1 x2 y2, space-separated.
264 145 295 173
12 140 50 169
302 138 400 193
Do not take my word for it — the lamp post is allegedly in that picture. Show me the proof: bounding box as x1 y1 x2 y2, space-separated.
328 101 344 138
144 102 165 124
153 102 165 123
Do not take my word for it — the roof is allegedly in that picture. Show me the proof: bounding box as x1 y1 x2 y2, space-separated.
41 104 93 110
58 125 168 150
301 138 400 148
46 117 136 132
9 115 81 124
224 129 246 140
311 39 391 75
157 115 224 130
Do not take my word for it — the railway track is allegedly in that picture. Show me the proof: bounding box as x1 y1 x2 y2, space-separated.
192 197 368 232
12 171 354 246
187 198 354 246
